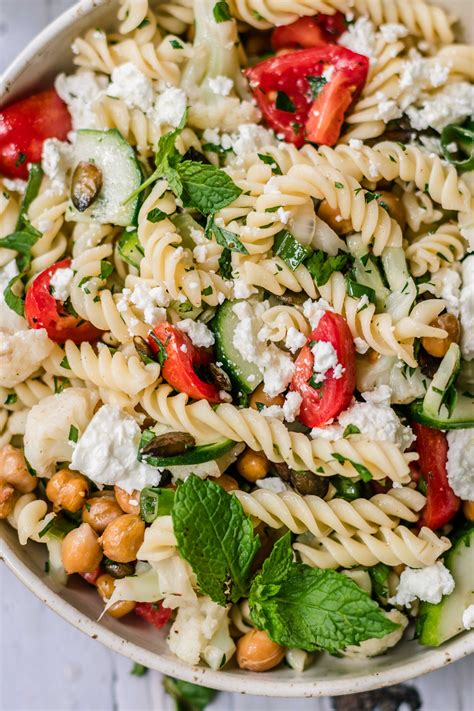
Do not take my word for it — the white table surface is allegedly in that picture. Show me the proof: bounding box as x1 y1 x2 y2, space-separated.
0 2 472 710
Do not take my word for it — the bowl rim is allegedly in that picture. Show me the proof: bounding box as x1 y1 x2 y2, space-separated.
1 0 473 698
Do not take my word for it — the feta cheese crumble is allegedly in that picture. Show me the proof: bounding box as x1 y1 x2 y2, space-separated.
285 327 307 354
41 138 74 194
107 62 154 112
70 405 160 492
207 75 233 96
151 86 187 127
446 428 474 500
49 267 74 301
256 477 288 493
55 70 107 131
311 340 345 383
283 391 302 423
303 298 332 330
460 255 474 360
339 17 378 58
462 604 474 630
389 562 455 608
176 319 215 348
118 283 170 326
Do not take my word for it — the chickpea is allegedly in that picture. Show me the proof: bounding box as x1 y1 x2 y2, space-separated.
99 514 145 563
376 191 406 229
214 474 239 492
46 469 89 512
422 313 460 358
236 629 285 672
250 384 285 411
0 479 18 518
236 450 270 483
114 485 140 515
82 495 123 532
318 200 352 235
463 500 474 521
0 444 36 493
96 573 136 618
61 523 103 574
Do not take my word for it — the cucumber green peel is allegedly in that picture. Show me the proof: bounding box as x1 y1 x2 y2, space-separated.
441 120 474 171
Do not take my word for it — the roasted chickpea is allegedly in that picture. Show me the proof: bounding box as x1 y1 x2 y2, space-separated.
236 450 270 482
0 444 36 493
114 485 140 515
250 384 285 411
318 200 352 235
214 474 239 492
61 523 103 574
96 573 136 618
376 190 406 229
236 629 285 672
82 495 123 532
46 469 89 512
0 479 18 518
99 514 145 563
422 313 461 358
463 500 474 522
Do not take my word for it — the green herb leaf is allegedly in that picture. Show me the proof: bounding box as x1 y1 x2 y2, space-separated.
345 277 376 304
131 663 148 677
364 190 382 204
59 356 71 370
147 208 167 223
5 393 17 405
275 91 295 113
172 475 260 605
249 534 397 653
343 424 361 438
148 332 169 366
39 514 78 541
305 250 352 286
257 154 282 175
100 260 114 280
0 222 42 272
118 229 144 269
274 230 313 271
68 424 79 443
306 75 327 99
440 120 474 171
170 39 183 49
213 0 232 22
140 487 176 523
206 215 248 254
332 453 373 482
218 248 232 279
369 563 390 601
4 273 25 316
16 163 44 231
177 161 242 214
163 677 218 711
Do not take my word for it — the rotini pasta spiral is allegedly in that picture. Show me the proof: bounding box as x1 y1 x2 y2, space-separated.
405 223 466 277
259 305 310 343
295 525 451 569
27 181 69 276
401 190 443 233
117 0 149 34
140 384 416 483
237 255 318 299
137 514 178 563
234 486 426 538
0 181 20 265
229 0 350 29
7 493 55 546
352 0 455 44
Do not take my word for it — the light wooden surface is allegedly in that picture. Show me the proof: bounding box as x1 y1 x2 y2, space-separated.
0 2 473 709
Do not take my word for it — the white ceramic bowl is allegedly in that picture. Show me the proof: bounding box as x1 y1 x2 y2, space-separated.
1 0 473 697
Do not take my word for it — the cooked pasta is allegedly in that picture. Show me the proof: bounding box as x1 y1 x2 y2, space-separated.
352 0 455 44
229 0 350 29
406 223 466 276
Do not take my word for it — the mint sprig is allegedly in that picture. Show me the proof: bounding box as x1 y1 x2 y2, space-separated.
249 534 398 653
172 475 260 606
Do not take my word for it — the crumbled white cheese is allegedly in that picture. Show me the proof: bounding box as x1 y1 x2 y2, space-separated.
107 62 154 112
70 405 159 492
379 23 409 43
256 477 288 493
232 278 257 299
176 319 215 348
406 82 474 132
322 65 335 82
277 207 291 224
282 391 302 423
41 138 74 194
0 260 27 333
55 70 107 131
462 604 474 630
2 178 27 194
389 562 455 608
460 255 474 359
207 75 233 97
151 86 187 127
49 267 74 301
375 97 402 122
202 128 221 146
225 124 275 166
119 283 170 326
419 135 443 155
260 404 285 420
232 300 295 396
311 424 344 440
285 326 307 354
303 298 332 330
339 17 378 58
0 328 53 388
431 267 461 316
446 428 474 500
354 337 370 354
338 385 415 450
311 340 344 384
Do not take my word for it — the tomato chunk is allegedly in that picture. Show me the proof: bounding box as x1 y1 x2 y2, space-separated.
148 322 223 403
412 423 460 530
25 259 103 343
272 13 347 50
135 601 173 629
0 89 71 179
245 46 368 146
291 311 355 427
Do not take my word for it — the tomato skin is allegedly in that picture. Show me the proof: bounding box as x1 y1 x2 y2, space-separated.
412 423 460 530
0 89 72 179
245 46 368 147
148 322 222 403
291 312 356 427
80 567 102 585
135 601 173 629
272 13 346 50
25 259 103 343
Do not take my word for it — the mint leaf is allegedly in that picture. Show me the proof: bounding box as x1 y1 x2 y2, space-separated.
131 663 148 677
249 534 398 653
163 677 218 711
306 75 327 99
218 248 232 278
172 475 260 605
0 223 42 272
257 153 282 175
332 453 373 481
177 161 242 214
305 250 352 286
369 563 390 601
4 273 25 316
343 424 361 438
16 163 44 231
147 208 167 223
206 215 248 254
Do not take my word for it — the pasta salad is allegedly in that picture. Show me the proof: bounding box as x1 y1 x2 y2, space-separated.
0 0 473 674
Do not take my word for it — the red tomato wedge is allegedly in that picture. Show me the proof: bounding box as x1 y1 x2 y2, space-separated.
245 45 368 146
412 423 461 530
135 602 173 629
148 322 223 403
0 89 72 179
25 259 103 343
291 311 356 427
272 13 347 50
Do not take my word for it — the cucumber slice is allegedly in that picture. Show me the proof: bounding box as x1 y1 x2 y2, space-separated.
417 525 474 646
118 229 144 269
140 438 236 468
213 300 263 394
423 343 461 418
67 129 142 226
351 255 389 312
410 394 474 429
